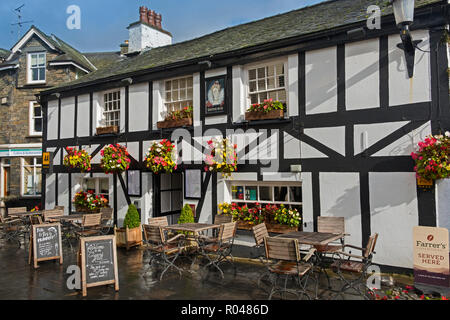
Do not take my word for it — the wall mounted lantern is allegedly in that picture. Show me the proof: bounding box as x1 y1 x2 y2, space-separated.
390 0 422 78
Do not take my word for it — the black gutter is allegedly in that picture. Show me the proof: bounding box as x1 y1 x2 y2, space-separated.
39 2 447 97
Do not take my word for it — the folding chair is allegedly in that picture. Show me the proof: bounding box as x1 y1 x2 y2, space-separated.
0 215 23 248
72 214 103 238
213 214 233 237
264 236 316 300
251 223 271 288
198 221 237 279
99 207 114 235
43 209 64 223
142 224 186 281
331 233 379 300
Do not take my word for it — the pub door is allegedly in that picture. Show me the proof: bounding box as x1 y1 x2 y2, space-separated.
153 172 183 224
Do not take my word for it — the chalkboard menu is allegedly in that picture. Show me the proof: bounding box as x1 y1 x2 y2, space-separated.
79 235 119 297
29 223 63 268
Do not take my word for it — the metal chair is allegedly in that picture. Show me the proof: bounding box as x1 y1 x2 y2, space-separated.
198 221 237 279
251 223 272 288
142 224 186 281
99 207 114 235
264 236 316 300
331 233 379 300
0 215 23 248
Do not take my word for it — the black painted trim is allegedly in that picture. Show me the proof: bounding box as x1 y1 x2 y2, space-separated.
113 174 118 226
311 171 320 232
125 86 129 133
148 82 153 131
359 172 371 249
379 35 389 110
195 172 211 222
74 96 78 138
57 97 61 140
337 44 346 113
89 93 93 137
298 51 306 118
118 173 132 206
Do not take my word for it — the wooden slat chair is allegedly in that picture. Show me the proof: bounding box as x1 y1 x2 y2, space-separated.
142 224 186 281
73 214 103 238
330 233 379 300
54 206 65 211
251 223 272 288
99 207 114 235
29 215 43 225
148 217 169 226
315 216 346 253
7 207 27 217
198 222 237 279
0 215 23 247
213 215 233 237
264 236 316 300
43 209 64 223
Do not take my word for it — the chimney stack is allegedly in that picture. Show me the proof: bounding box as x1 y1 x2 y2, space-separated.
127 6 172 53
139 6 149 24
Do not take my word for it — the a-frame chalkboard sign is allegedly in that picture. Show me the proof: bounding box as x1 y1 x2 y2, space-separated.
79 235 119 297
29 223 63 269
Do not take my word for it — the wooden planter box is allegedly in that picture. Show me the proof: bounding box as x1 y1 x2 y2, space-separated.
157 118 193 129
245 110 284 121
236 221 297 234
75 206 100 213
96 126 119 135
114 225 143 250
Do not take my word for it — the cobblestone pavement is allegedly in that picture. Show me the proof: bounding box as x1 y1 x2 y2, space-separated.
0 238 444 301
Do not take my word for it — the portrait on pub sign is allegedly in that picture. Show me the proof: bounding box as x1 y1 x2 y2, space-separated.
205 76 226 115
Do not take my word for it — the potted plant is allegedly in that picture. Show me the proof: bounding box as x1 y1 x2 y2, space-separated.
204 138 238 178
115 204 143 250
271 204 301 233
100 144 131 174
73 191 109 213
245 99 285 121
157 106 193 129
96 119 119 135
144 139 178 174
63 147 91 172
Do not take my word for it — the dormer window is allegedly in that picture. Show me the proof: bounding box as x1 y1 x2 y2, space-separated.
28 52 46 84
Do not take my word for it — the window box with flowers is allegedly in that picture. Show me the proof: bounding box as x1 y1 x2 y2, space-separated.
100 144 131 174
73 190 109 213
245 99 285 121
204 138 238 178
411 132 450 185
157 106 193 129
144 139 178 174
63 147 92 172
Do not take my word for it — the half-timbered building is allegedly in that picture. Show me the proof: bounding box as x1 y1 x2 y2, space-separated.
38 0 449 270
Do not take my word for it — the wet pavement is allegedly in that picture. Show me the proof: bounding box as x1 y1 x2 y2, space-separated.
0 238 384 300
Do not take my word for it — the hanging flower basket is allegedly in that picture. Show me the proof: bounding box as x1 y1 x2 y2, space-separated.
204 138 237 178
63 147 92 172
411 132 450 182
100 144 131 174
245 99 285 121
144 139 178 174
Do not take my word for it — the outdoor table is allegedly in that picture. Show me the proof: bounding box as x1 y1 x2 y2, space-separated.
275 231 349 299
8 211 44 243
47 214 85 250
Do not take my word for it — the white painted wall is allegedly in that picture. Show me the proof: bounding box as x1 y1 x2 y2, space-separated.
58 174 69 215
345 38 380 110
301 172 313 232
45 174 56 210
388 29 431 106
129 83 149 132
232 65 245 123
304 126 346 156
288 53 299 117
369 172 419 268
77 94 90 137
284 132 301 159
193 73 201 127
320 172 362 248
47 99 58 140
305 46 337 114
60 97 75 139
128 23 172 53
436 179 450 233
300 142 328 159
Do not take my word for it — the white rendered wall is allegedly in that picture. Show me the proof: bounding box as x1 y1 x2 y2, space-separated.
77 94 90 137
388 29 431 106
288 53 299 117
319 173 362 248
232 65 245 123
369 172 419 268
436 179 450 233
345 38 380 110
304 126 346 156
58 174 69 215
301 172 314 232
128 24 172 53
129 83 149 132
60 97 75 139
305 46 337 114
45 174 56 210
47 99 58 140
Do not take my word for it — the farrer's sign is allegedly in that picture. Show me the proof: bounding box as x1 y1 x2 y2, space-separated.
413 226 450 288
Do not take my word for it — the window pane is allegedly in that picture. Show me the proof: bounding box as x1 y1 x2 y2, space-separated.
23 166 34 195
257 67 265 79
173 80 179 89
39 68 45 80
36 157 42 165
267 65 275 77
38 54 45 66
289 187 302 203
233 186 244 200
24 157 33 166
171 191 182 211
179 78 186 89
276 64 284 75
258 92 267 101
100 178 109 194
268 91 277 100
278 75 285 88
250 94 258 104
245 186 258 201
274 187 288 202
257 79 266 91
180 89 186 100
161 191 171 213
35 168 42 195
267 77 275 90
277 90 287 102
249 81 257 93
186 77 193 87
31 54 37 66
166 91 171 101
259 186 272 201
34 118 42 132
187 89 193 100
171 173 182 189
34 106 42 117
32 69 39 81
165 81 171 91
172 90 179 101
249 69 256 80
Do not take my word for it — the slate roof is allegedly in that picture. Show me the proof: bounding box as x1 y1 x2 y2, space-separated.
44 0 443 92
83 52 125 70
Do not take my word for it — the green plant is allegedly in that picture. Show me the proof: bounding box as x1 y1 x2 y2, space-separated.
178 204 195 225
123 204 141 229
144 139 178 174
204 138 238 178
100 144 131 174
63 147 92 172
274 204 301 228
164 106 193 121
247 99 285 113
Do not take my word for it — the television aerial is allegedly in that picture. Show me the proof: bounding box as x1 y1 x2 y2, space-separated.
11 4 33 40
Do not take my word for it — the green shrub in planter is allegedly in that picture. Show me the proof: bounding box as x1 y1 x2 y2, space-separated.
178 204 194 225
124 204 141 229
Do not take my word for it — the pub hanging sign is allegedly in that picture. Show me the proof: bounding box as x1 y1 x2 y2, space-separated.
205 75 226 115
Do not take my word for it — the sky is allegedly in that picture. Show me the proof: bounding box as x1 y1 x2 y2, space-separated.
0 0 324 53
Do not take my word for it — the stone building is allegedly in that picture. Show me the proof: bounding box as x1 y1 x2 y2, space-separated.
0 26 122 209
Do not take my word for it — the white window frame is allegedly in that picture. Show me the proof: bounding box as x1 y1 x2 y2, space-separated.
29 101 43 136
27 52 46 84
81 177 110 199
244 58 288 109
101 89 121 128
229 181 302 207
163 75 194 114
20 157 42 197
